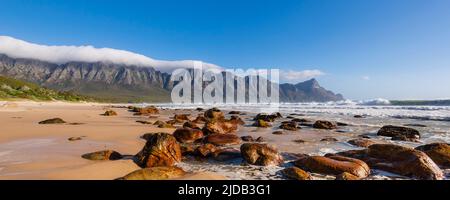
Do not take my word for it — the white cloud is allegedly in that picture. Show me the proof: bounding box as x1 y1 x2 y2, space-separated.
0 36 221 73
280 69 325 83
362 76 370 81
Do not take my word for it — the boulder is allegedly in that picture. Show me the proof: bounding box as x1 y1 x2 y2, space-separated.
240 143 283 166
180 144 196 156
204 134 241 146
134 133 182 168
313 120 337 130
204 108 225 120
230 115 245 125
203 119 238 135
377 125 420 142
195 143 218 157
294 155 370 178
254 113 282 122
211 148 242 161
192 115 207 124
241 136 255 142
348 138 376 148
132 106 159 115
279 121 299 131
415 143 450 168
337 144 444 180
118 167 186 180
228 111 241 115
174 114 190 121
39 118 66 124
255 137 265 142
82 150 123 160
253 119 272 128
153 120 165 126
173 128 204 144
103 110 117 116
183 121 200 129
281 167 312 180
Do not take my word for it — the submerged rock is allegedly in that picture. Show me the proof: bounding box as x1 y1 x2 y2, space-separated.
253 119 272 128
254 113 282 122
279 121 299 131
39 118 66 124
337 144 444 180
294 155 370 178
415 143 450 168
347 138 377 148
377 125 420 142
313 120 337 130
118 167 186 180
240 143 283 166
82 150 123 161
321 137 338 142
134 133 182 168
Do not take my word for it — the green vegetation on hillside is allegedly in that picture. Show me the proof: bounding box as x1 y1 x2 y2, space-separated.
0 76 96 102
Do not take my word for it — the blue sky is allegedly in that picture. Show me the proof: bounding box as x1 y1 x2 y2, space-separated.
1 0 450 100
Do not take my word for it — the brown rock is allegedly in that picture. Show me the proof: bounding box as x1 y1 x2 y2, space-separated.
415 143 450 168
204 134 241 146
335 172 360 180
241 136 255 142
377 125 421 142
134 133 182 168
118 167 186 180
82 150 123 161
291 118 311 123
173 128 204 144
174 114 190 121
39 118 66 124
180 144 196 156
183 121 200 129
230 115 245 125
136 120 152 125
204 108 225 120
348 138 376 147
192 115 207 124
202 119 238 135
195 143 218 157
254 113 282 122
255 137 265 142
337 144 444 180
211 148 242 161
153 120 165 126
313 120 337 130
68 137 83 141
272 131 284 135
240 143 283 166
103 110 117 116
321 137 338 142
158 123 176 129
229 111 241 115
253 119 272 128
281 167 312 180
293 139 306 144
294 155 370 178
279 121 299 131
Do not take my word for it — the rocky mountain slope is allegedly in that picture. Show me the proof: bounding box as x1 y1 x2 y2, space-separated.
0 54 344 103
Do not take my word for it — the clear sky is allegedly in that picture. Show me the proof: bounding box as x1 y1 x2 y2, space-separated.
1 0 450 100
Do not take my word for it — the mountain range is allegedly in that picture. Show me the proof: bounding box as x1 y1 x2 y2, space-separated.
0 54 344 103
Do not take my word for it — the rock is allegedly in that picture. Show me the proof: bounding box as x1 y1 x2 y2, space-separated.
192 115 207 124
299 122 314 127
272 131 284 135
254 113 282 122
336 122 349 126
153 120 165 126
404 124 427 128
196 108 204 111
313 120 337 130
255 137 265 142
134 133 182 168
293 139 306 144
415 143 450 168
203 119 238 135
279 121 299 131
82 150 123 160
321 137 338 142
377 125 420 142
183 121 200 129
354 115 365 118
291 118 311 123
348 138 376 147
118 167 186 180
230 115 245 125
173 128 204 144
241 136 255 142
211 148 242 161
204 134 241 146
68 137 83 141
294 155 370 178
174 114 190 121
195 143 218 157
335 172 360 180
136 120 152 125
158 123 176 129
229 111 241 115
253 119 272 128
204 108 225 120
166 119 182 125
102 110 117 116
240 143 283 166
132 106 159 115
281 167 312 180
337 144 444 180
39 118 66 124
180 144 196 156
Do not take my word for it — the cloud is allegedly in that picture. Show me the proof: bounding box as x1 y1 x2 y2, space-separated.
0 36 221 73
280 69 325 83
362 76 370 81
